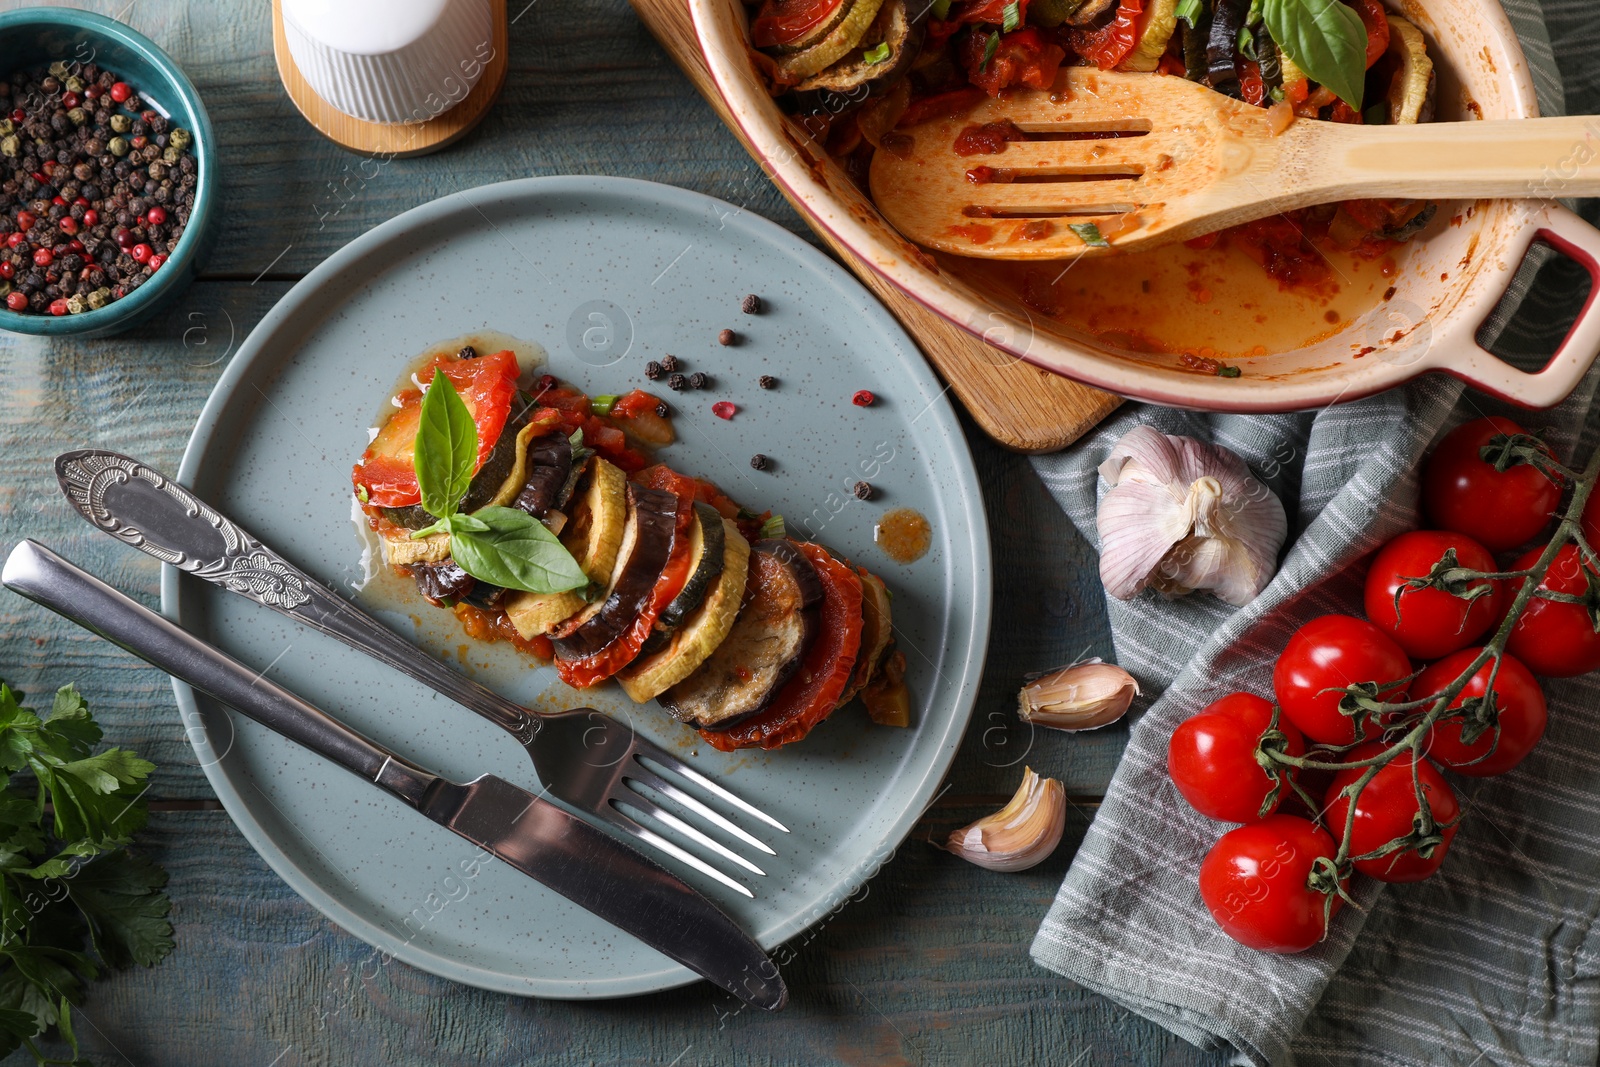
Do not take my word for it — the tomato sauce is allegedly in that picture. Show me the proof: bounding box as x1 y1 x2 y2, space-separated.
954 225 1405 362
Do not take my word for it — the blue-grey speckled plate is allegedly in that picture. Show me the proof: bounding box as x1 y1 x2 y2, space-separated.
167 176 991 999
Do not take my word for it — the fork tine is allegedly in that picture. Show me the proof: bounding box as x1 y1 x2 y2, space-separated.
622 788 767 877
628 763 777 856
604 803 755 898
635 750 791 834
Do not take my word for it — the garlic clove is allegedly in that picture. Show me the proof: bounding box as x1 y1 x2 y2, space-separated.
1018 660 1140 731
1096 426 1288 607
945 767 1067 872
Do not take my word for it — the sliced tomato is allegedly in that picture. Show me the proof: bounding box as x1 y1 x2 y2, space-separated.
949 0 1027 24
750 0 843 48
1067 0 1143 70
556 490 697 689
961 26 1066 96
351 350 520 508
611 389 663 418
581 415 647 471
703 542 865 751
1347 0 1390 69
1238 59 1266 107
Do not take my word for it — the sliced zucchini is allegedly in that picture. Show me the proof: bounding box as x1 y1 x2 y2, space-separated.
1385 16 1435 126
771 0 886 81
657 503 727 632
504 588 586 639
617 520 751 704
382 528 451 566
1123 0 1179 72
790 0 920 95
565 457 628 584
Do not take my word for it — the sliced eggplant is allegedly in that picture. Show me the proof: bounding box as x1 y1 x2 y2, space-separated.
617 520 751 704
1385 16 1435 126
770 0 886 82
1204 0 1246 95
381 413 526 530
657 503 727 632
838 567 893 706
789 0 922 104
512 430 573 518
659 538 824 730
409 559 476 604
1182 5 1212 82
551 485 679 662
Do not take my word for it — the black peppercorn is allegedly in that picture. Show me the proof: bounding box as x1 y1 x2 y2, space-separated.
741 293 761 314
456 345 477 359
644 359 662 380
667 373 686 391
758 374 777 389
654 401 669 418
659 354 679 373
688 372 708 390
853 481 874 500
750 454 769 471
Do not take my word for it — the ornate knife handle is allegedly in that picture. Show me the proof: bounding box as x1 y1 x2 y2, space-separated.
55 450 540 743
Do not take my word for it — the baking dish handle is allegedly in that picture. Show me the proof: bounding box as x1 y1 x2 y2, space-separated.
1446 204 1600 408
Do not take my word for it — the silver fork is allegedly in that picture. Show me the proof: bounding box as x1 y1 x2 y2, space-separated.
55 449 788 897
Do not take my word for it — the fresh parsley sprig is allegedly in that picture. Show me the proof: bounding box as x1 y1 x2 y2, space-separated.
0 681 173 1067
408 375 588 595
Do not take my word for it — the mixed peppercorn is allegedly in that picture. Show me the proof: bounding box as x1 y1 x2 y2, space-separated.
0 61 197 316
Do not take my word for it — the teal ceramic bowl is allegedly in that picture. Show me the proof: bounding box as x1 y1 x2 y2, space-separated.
0 8 216 338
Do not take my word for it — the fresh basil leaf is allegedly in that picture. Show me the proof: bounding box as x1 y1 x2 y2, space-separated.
414 373 478 520
1069 221 1110 247
1175 0 1205 28
1001 0 1021 32
449 513 490 534
449 506 588 594
1261 0 1366 109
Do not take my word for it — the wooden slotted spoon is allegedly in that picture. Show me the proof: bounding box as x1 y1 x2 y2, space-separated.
868 67 1600 260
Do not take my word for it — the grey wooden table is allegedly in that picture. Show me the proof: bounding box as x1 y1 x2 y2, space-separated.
0 1 1228 1063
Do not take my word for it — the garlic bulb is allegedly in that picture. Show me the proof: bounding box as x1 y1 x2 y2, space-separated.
1018 659 1140 731
946 767 1066 872
1096 426 1287 607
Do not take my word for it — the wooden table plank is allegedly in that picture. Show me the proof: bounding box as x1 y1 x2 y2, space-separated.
15 810 1225 1067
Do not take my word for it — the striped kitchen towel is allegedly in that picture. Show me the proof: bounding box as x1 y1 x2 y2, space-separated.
1026 4 1600 1065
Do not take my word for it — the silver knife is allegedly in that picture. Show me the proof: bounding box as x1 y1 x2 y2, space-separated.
1 540 786 1011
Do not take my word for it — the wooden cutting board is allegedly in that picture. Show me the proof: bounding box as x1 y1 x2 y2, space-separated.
627 0 1122 453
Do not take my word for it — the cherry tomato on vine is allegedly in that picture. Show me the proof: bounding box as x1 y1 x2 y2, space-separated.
1197 814 1342 954
1501 545 1600 678
1168 693 1305 824
1364 530 1500 661
1273 615 1412 746
1421 417 1563 552
1323 743 1459 883
1416 648 1547 776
